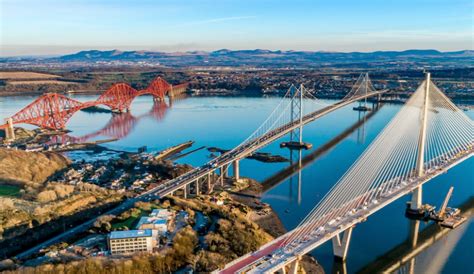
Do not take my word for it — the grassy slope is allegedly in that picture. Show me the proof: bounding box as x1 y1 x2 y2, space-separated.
0 148 70 188
0 185 21 197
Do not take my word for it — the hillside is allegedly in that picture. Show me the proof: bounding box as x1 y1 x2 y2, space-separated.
2 49 472 68
0 149 70 188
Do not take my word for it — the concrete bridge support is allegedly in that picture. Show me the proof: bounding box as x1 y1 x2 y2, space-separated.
332 227 353 261
183 184 190 199
287 258 300 274
207 172 212 192
195 179 200 195
275 257 300 274
222 164 229 177
233 160 240 181
410 186 422 210
5 118 15 141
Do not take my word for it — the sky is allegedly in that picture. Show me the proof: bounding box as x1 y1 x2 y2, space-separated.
0 0 473 56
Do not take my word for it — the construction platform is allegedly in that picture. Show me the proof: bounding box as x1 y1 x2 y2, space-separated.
280 141 313 150
405 203 434 219
353 106 372 111
439 215 467 229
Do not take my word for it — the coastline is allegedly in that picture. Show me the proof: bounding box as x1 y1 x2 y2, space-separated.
231 178 325 273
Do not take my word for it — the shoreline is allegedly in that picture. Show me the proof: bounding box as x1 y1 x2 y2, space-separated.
1 91 473 108
230 178 325 273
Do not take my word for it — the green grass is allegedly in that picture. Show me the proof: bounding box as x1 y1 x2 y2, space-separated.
111 215 140 229
111 209 151 229
0 185 21 197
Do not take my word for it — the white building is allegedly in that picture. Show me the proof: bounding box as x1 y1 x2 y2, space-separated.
150 209 173 219
108 230 154 255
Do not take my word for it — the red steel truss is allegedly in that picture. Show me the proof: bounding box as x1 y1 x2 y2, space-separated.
4 77 186 130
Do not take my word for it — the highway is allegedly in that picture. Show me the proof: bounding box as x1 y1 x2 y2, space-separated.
146 91 386 199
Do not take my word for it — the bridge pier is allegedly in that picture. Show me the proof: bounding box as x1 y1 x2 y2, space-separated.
410 186 422 210
222 164 229 177
276 268 286 274
5 118 15 141
275 257 300 274
233 160 240 181
220 165 228 186
287 258 300 274
183 184 190 199
207 172 212 192
332 226 353 261
195 179 200 195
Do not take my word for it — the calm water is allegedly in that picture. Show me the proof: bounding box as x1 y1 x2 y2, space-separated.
1 94 472 273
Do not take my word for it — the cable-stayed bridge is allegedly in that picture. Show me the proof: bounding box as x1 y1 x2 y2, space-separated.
218 73 473 273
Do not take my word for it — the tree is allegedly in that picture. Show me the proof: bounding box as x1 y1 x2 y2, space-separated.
53 184 74 198
36 190 57 203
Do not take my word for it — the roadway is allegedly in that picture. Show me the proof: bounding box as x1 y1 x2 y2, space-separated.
220 147 473 273
261 103 383 193
145 91 386 199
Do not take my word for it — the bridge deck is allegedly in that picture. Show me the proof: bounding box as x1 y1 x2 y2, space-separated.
143 91 385 199
219 148 473 273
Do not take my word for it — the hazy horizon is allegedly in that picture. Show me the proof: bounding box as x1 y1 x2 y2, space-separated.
1 0 472 56
1 46 472 58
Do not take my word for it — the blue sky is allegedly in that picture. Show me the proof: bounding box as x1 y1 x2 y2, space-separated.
0 0 472 56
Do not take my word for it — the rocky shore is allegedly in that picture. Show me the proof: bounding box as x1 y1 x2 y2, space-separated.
229 178 325 274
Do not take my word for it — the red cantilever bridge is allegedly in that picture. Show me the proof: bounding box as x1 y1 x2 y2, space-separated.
0 77 187 130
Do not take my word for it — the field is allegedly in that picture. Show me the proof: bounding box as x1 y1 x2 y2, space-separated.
111 209 149 229
7 80 76 85
0 72 60 80
0 184 21 197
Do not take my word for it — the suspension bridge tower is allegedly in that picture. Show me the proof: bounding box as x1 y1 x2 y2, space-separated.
280 85 313 150
353 73 373 112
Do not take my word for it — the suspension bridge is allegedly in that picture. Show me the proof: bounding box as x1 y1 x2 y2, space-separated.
137 73 386 199
217 73 473 273
0 77 187 137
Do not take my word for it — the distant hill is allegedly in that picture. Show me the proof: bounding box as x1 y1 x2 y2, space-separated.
3 49 472 67
58 49 473 60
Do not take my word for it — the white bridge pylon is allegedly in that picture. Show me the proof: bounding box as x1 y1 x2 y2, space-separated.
219 73 473 274
281 72 473 247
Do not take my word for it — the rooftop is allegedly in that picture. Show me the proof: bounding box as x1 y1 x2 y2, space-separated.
109 229 152 239
153 219 167 225
150 208 171 218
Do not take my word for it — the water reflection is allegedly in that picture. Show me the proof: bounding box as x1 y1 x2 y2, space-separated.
358 198 473 274
262 103 383 202
51 99 171 143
